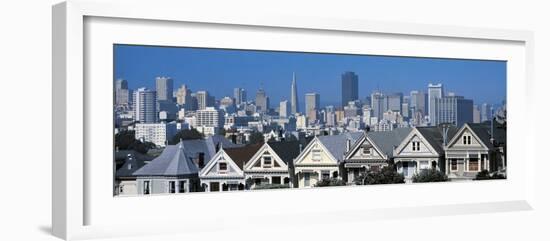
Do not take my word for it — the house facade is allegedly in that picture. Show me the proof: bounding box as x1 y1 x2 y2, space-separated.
343 128 410 183
293 132 363 188
444 123 497 180
243 141 302 189
199 144 261 192
393 126 457 182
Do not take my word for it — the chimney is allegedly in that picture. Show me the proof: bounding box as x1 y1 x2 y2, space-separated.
346 139 352 152
442 125 449 146
299 144 303 153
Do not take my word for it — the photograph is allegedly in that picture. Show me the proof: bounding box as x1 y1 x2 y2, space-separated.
113 44 507 196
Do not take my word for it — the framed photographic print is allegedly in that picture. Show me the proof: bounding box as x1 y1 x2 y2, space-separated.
52 0 535 240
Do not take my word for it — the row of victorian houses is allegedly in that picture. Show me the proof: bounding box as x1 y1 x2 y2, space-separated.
115 121 506 195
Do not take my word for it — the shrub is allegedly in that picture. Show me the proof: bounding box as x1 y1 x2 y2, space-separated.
252 183 290 190
314 178 346 187
475 170 506 180
412 168 448 183
354 166 405 185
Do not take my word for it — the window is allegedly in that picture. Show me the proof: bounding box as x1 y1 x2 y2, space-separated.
412 141 420 151
271 176 281 184
312 149 321 161
168 181 176 193
362 146 371 155
419 161 430 169
143 180 150 194
370 165 380 172
304 173 310 186
219 162 228 172
119 185 124 194
450 160 458 171
210 182 220 192
178 181 186 193
463 135 472 145
322 171 330 180
469 159 479 172
263 156 272 167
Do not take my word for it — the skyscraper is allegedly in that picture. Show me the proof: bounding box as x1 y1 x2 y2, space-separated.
279 100 290 118
175 84 193 108
473 105 481 123
305 93 320 124
233 88 246 105
255 88 269 113
410 90 427 115
341 71 359 107
196 91 210 110
133 88 157 123
481 103 492 122
433 95 473 126
290 73 299 114
428 83 444 126
155 77 173 102
386 93 403 113
371 91 385 120
115 79 130 108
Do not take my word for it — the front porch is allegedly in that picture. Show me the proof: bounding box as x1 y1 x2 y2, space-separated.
201 179 246 192
394 158 438 182
445 151 489 180
294 166 339 188
244 172 291 189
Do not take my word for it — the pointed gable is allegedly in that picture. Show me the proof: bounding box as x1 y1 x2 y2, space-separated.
394 126 456 157
200 144 263 178
244 143 289 171
446 123 491 150
346 128 411 161
295 132 363 165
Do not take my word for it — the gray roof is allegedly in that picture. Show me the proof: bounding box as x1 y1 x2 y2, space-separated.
115 153 148 178
317 132 363 161
465 123 498 149
367 128 412 158
133 135 241 177
417 126 459 154
132 143 199 177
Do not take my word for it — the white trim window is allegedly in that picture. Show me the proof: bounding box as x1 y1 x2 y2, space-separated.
463 135 472 145
218 162 228 173
362 144 372 155
419 160 430 170
468 159 480 172
262 155 272 168
412 141 420 151
168 180 176 193
312 147 321 162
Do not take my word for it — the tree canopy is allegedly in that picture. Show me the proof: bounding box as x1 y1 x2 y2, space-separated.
412 168 448 183
115 130 155 154
169 128 204 144
248 131 265 144
354 165 405 185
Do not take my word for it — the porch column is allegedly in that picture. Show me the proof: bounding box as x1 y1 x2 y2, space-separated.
478 152 482 172
185 180 190 193
318 171 322 181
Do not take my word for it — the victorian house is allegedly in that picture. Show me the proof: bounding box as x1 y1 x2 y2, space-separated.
343 128 410 183
243 141 303 189
444 123 505 179
393 126 458 182
293 132 363 188
199 144 262 192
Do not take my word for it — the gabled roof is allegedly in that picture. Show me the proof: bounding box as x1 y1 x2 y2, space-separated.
317 132 363 161
367 128 412 158
224 143 263 169
416 126 459 154
266 141 303 164
133 142 199 177
447 123 497 150
115 153 149 178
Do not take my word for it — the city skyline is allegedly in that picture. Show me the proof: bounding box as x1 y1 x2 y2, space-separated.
114 45 507 109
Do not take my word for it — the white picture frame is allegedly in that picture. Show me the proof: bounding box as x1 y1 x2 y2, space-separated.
52 0 535 240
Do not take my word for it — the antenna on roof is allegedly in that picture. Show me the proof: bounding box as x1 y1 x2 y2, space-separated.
490 106 495 145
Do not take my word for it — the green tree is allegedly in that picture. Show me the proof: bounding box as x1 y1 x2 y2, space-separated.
249 131 265 144
115 130 155 154
314 178 346 187
412 168 448 183
354 165 405 185
170 128 204 144
475 170 506 180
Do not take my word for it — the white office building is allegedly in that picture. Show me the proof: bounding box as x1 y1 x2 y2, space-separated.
134 122 177 147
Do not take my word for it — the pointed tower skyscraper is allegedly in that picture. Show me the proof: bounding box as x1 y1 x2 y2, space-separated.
290 72 299 114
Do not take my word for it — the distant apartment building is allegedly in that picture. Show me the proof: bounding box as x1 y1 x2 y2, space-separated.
305 93 320 124
473 105 481 123
410 90 427 115
115 79 131 108
433 95 473 126
341 71 359 107
134 122 177 147
195 107 224 135
133 88 157 123
371 91 385 120
155 76 173 102
344 101 360 118
279 100 290 118
255 88 270 113
386 93 403 113
428 83 444 125
196 91 210 110
176 84 194 110
481 103 492 122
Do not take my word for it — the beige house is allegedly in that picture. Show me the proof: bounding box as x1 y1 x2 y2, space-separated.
444 123 497 180
293 132 363 188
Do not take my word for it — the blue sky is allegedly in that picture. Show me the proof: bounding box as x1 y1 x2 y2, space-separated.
114 44 506 108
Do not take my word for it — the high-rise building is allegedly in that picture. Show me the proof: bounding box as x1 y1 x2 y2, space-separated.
175 84 193 109
344 101 360 118
196 107 224 129
196 91 210 110
305 93 320 124
410 90 427 115
290 73 299 114
233 88 246 105
219 97 236 114
473 105 481 123
155 77 173 102
386 93 403 113
341 71 359 107
134 122 177 147
279 100 290 118
255 88 269 113
433 95 473 126
371 91 385 121
428 83 444 126
481 103 492 122
133 88 157 123
115 79 130 108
